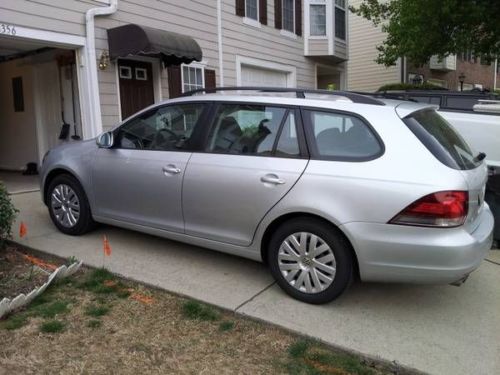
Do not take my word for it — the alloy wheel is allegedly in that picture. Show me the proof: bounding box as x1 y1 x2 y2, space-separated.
51 184 80 228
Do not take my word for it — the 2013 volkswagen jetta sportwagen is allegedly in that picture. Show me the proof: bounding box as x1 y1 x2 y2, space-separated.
40 88 494 304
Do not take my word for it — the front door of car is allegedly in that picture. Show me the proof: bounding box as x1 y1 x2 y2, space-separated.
183 104 308 246
92 102 208 232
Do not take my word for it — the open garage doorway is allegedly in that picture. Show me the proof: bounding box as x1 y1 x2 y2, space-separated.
0 36 83 193
316 64 345 90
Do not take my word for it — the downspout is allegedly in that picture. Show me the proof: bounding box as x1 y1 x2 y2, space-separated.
85 0 118 137
217 0 224 86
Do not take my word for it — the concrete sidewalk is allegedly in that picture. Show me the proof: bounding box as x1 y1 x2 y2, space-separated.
10 192 500 375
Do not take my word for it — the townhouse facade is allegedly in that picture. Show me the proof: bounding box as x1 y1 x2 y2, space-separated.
408 53 499 91
347 0 499 93
0 0 348 171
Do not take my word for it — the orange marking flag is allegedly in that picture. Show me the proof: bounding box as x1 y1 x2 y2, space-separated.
19 222 27 238
103 235 112 256
22 254 58 271
130 293 154 305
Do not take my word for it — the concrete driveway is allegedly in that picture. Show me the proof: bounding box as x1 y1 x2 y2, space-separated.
9 191 500 375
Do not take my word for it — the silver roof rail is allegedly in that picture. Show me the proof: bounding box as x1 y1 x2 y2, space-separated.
182 86 386 106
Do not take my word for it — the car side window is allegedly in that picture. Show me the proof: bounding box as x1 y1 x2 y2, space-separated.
115 103 206 151
305 110 382 160
206 104 288 156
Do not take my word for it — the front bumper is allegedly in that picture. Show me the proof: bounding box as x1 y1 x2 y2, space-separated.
341 205 494 284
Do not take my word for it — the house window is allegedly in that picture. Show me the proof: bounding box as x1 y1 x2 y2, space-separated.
283 0 295 33
310 4 326 36
460 51 477 63
245 0 258 20
182 64 205 93
335 0 346 40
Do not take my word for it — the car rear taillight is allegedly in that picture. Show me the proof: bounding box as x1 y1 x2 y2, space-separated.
389 191 468 228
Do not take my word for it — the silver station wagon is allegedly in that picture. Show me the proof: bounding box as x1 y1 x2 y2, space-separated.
40 88 494 304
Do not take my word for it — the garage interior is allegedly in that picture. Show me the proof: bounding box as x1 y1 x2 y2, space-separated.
0 35 82 193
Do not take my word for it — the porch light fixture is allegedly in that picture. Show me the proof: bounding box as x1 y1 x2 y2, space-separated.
99 50 110 70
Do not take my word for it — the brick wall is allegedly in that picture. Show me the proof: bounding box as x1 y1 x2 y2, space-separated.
409 58 499 91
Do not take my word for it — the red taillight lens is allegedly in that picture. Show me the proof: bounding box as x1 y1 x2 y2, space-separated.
389 191 468 227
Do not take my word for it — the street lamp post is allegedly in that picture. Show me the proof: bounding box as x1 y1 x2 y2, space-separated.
458 73 466 91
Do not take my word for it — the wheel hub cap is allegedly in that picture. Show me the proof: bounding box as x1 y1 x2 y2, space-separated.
278 232 336 294
51 184 80 228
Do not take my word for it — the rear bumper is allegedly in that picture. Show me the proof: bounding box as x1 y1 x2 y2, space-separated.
342 205 494 284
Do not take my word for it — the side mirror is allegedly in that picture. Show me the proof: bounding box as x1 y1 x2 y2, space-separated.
96 131 114 148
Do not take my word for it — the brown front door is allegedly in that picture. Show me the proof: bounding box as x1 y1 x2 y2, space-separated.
118 60 154 119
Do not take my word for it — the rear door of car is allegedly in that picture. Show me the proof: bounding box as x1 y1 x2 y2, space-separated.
182 102 309 246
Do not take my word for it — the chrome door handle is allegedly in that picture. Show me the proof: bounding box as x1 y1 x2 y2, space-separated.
261 175 285 185
162 165 181 175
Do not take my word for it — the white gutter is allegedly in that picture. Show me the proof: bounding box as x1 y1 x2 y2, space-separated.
85 0 118 137
216 0 224 86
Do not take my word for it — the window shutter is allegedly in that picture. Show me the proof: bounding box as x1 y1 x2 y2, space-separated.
274 0 282 29
204 69 216 93
295 0 302 36
259 0 267 25
167 65 182 98
236 0 245 17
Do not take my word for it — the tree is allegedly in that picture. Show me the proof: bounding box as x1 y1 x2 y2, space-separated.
350 0 500 66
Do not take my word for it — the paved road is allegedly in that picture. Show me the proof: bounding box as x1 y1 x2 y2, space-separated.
11 192 500 375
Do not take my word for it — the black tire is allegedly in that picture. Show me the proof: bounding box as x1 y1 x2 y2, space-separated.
267 217 354 304
47 174 95 235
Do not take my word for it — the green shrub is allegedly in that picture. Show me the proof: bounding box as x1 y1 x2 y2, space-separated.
0 182 18 247
378 82 444 91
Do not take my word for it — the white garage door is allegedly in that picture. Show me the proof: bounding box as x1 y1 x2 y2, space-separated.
241 64 289 87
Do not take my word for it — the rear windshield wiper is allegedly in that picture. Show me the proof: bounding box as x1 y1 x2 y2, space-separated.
473 152 486 162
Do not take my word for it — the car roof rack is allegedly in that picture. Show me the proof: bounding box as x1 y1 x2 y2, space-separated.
181 86 386 106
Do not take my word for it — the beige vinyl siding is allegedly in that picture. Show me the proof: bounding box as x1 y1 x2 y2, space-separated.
347 0 400 91
221 0 316 88
0 0 88 36
334 40 347 60
308 39 329 56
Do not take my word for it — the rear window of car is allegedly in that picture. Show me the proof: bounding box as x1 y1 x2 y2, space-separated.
403 109 481 170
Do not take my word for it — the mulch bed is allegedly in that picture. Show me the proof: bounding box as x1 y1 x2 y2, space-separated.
0 245 64 300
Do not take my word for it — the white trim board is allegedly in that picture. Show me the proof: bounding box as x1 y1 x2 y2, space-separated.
235 56 297 87
0 25 86 47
